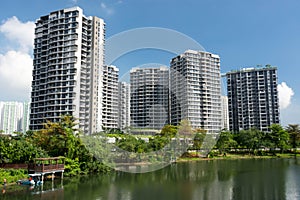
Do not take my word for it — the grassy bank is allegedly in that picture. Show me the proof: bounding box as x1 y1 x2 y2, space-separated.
0 169 28 185
178 152 299 162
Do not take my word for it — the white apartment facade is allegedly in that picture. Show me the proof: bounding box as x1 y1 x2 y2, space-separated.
101 65 119 130
130 66 170 130
221 96 229 130
118 82 130 131
170 50 222 133
30 7 105 134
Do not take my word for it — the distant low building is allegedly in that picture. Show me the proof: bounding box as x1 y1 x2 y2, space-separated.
0 101 29 134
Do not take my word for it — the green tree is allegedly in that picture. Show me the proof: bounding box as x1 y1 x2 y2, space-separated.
201 134 217 157
216 131 237 155
149 136 170 151
266 124 290 153
117 135 139 152
0 135 48 163
159 125 178 138
79 133 112 174
177 119 193 137
31 115 80 158
193 133 206 150
236 128 264 154
286 124 300 150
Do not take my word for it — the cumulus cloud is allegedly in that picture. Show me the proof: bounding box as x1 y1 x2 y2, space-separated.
0 51 33 100
0 16 34 53
278 82 294 110
0 17 34 101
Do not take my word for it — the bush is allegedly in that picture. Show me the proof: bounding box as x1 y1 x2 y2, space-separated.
0 169 28 184
64 158 81 176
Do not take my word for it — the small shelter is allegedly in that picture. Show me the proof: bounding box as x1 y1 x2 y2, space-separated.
28 157 65 182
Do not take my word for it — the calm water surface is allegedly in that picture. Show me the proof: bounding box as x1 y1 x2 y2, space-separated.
1 158 300 200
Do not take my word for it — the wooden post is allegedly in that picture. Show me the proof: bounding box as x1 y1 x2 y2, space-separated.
60 171 64 186
41 180 44 191
34 159 36 172
41 174 44 183
52 173 54 189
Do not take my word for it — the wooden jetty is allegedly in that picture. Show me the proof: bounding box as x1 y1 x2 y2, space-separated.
28 157 65 182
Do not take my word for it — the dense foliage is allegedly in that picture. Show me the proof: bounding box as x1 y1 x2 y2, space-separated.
1 117 299 181
0 169 28 184
0 115 110 177
0 135 48 164
113 123 300 157
215 124 300 155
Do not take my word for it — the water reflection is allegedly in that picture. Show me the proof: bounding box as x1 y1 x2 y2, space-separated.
0 180 64 200
285 159 300 200
2 158 300 200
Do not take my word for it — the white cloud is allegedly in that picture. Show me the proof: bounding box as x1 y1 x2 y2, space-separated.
278 82 294 110
101 2 107 9
100 2 115 15
0 16 35 53
0 51 33 100
280 102 300 126
0 17 34 101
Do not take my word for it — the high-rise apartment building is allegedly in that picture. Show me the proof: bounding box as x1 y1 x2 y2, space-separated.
130 66 169 130
101 65 119 129
226 65 280 132
0 102 30 134
118 82 130 131
221 96 229 130
170 50 222 133
30 7 105 134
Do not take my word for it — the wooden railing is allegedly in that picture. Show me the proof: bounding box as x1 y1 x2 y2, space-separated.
0 163 28 169
28 164 64 173
28 157 65 173
1 157 65 173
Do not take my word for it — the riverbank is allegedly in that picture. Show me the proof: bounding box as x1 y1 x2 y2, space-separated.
1 152 299 186
2 158 300 200
177 152 300 162
0 169 28 186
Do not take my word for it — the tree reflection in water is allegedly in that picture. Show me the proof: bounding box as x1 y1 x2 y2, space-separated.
2 158 300 200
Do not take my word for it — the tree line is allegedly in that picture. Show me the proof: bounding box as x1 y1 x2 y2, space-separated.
214 124 300 156
1 115 299 178
0 115 110 176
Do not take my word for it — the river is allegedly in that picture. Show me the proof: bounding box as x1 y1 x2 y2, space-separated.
1 158 300 200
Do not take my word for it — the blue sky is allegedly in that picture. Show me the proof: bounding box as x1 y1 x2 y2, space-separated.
0 0 299 125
